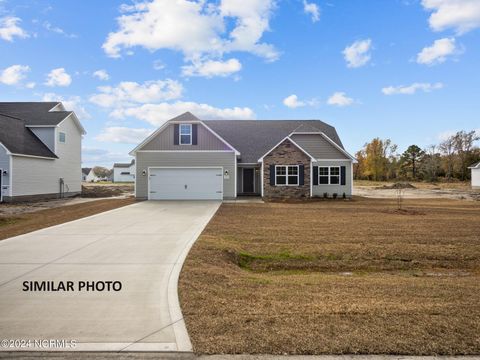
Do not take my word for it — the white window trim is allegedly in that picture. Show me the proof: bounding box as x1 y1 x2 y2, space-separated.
318 166 341 185
275 165 299 186
59 131 66 144
179 124 192 145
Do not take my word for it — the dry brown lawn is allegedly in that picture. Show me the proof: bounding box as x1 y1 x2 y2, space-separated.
179 197 480 355
0 198 136 241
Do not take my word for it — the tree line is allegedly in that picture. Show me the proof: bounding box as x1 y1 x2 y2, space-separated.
354 130 480 182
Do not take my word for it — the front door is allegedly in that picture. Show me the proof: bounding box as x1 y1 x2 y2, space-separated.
243 168 254 193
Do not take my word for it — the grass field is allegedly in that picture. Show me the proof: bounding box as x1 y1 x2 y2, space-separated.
179 197 480 355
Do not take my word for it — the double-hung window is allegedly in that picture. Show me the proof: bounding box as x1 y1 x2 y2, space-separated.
275 165 299 186
59 132 66 143
318 166 340 185
179 124 192 145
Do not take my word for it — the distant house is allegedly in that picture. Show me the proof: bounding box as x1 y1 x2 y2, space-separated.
469 162 480 189
85 168 109 183
113 160 135 183
82 168 91 181
0 102 85 202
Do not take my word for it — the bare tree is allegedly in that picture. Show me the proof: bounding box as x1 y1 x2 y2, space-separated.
453 130 480 181
421 145 441 182
439 136 455 180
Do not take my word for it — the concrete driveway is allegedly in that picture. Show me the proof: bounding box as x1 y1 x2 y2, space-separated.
0 201 220 352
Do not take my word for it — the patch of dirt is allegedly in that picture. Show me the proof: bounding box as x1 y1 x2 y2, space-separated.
381 208 426 216
377 182 417 189
81 184 133 198
179 198 480 355
0 198 136 241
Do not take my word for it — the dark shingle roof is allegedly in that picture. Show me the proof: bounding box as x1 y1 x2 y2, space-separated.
0 102 72 126
82 167 92 175
203 120 344 163
0 114 57 158
469 161 480 168
113 159 135 168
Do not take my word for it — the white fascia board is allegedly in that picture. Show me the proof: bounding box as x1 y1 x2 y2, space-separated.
129 119 241 156
200 122 241 156
290 131 357 163
257 136 315 162
319 133 357 163
58 112 86 135
10 153 56 160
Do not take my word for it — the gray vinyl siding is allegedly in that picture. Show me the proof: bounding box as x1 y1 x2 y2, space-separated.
142 123 230 151
135 151 236 199
312 160 353 197
0 144 11 198
29 127 56 152
11 115 82 197
290 134 349 160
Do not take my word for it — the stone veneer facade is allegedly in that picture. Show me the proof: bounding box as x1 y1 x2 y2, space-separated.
263 139 311 198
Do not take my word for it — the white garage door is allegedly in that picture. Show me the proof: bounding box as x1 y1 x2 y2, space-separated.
149 167 223 200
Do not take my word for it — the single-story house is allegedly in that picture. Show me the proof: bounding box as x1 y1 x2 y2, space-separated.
130 112 356 200
113 159 135 183
82 167 91 181
85 168 109 183
469 162 480 189
0 102 85 202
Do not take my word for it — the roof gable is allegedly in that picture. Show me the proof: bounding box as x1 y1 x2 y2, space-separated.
0 102 86 134
203 120 345 163
0 114 57 159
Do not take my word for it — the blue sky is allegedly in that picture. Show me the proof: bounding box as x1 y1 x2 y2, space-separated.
1 0 479 167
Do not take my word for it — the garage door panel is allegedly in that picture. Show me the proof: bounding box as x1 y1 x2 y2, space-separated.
149 168 223 200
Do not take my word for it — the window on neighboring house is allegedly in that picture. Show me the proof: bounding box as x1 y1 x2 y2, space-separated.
59 132 66 143
319 166 340 185
179 124 192 145
275 165 299 186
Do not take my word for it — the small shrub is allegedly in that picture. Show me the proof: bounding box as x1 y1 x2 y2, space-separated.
323 192 328 199
343 192 346 199
333 193 338 199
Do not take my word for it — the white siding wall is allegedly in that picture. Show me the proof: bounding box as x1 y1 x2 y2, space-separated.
29 127 56 153
113 165 135 182
11 115 82 197
0 144 11 198
472 168 480 189
312 160 353 197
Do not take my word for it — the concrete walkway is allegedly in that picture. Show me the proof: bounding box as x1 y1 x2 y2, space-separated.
0 201 221 352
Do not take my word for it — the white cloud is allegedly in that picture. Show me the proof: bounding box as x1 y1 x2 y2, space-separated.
153 59 165 70
89 79 183 108
93 69 110 81
416 37 457 65
82 147 135 167
421 0 480 35
283 94 305 108
25 82 36 89
102 0 278 72
110 101 255 126
0 64 30 85
327 92 354 107
45 68 72 87
303 0 320 22
42 93 91 120
382 82 444 95
0 16 28 41
95 127 154 144
43 21 77 38
342 39 372 68
182 58 242 77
